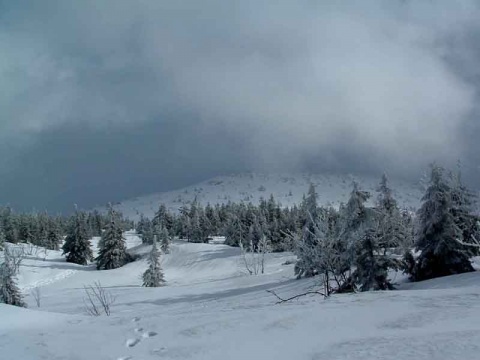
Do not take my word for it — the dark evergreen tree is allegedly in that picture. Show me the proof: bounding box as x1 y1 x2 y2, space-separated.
62 210 93 265
18 215 35 244
153 204 174 232
413 165 474 281
36 212 49 248
96 205 128 270
0 225 5 250
3 208 19 244
338 182 370 269
46 217 62 250
376 174 407 251
354 228 400 291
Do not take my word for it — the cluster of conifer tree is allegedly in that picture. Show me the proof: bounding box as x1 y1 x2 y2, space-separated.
293 166 479 293
136 165 480 292
0 207 133 251
0 205 135 306
136 197 301 252
2 164 480 307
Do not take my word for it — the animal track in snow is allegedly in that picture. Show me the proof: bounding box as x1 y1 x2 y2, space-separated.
125 338 140 348
142 331 158 338
131 317 140 322
117 357 132 360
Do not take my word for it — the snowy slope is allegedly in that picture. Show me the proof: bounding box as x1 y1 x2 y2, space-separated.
2 236 480 360
96 173 423 220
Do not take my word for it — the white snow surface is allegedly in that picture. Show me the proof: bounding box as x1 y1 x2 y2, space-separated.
2 232 480 360
95 173 424 220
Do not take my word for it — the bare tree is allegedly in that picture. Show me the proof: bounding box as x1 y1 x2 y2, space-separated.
31 287 41 307
21 243 49 261
258 235 271 275
83 281 116 316
3 246 25 275
239 236 271 275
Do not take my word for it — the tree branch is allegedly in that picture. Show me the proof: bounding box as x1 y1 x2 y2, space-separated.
266 289 326 304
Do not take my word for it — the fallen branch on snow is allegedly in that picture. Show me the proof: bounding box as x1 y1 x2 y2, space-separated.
266 289 327 304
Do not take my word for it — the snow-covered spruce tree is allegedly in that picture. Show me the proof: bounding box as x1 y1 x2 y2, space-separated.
294 207 344 295
143 237 165 287
96 205 128 270
36 212 50 248
158 225 170 254
353 227 400 291
224 213 246 247
153 204 174 232
138 215 155 245
376 174 408 252
46 217 62 251
413 165 474 281
336 182 371 287
0 225 5 250
62 210 93 265
449 168 480 256
188 200 205 243
294 184 320 278
0 251 26 307
18 215 35 244
3 208 19 244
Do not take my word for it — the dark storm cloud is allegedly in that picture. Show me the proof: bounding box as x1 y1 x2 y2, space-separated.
2 0 480 212
1 118 248 213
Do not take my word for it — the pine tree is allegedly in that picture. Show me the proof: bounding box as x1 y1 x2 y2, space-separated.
62 210 93 265
188 199 203 243
0 253 26 307
46 217 62 250
449 168 479 256
337 182 370 276
153 204 173 231
0 225 5 250
413 165 474 281
137 215 155 244
377 173 397 214
376 174 407 251
143 237 165 287
3 208 19 244
96 205 128 270
36 212 50 248
294 184 320 278
158 226 170 254
18 215 35 244
354 227 400 291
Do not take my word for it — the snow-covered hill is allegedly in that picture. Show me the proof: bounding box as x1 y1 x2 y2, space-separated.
2 236 480 360
97 173 424 220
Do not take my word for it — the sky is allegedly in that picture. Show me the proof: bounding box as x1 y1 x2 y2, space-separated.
2 0 480 213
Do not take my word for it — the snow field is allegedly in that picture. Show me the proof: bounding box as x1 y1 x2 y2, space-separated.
1 232 480 360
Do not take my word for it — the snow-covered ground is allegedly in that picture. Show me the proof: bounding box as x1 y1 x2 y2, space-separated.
95 173 424 220
2 233 480 360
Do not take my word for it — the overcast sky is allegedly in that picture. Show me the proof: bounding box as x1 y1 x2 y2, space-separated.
2 0 480 213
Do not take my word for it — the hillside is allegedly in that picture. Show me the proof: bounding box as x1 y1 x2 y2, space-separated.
2 235 480 360
97 173 424 220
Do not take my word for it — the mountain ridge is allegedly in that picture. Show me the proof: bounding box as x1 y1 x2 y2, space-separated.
95 173 424 220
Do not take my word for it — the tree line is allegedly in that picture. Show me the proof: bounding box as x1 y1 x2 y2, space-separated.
2 164 479 306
